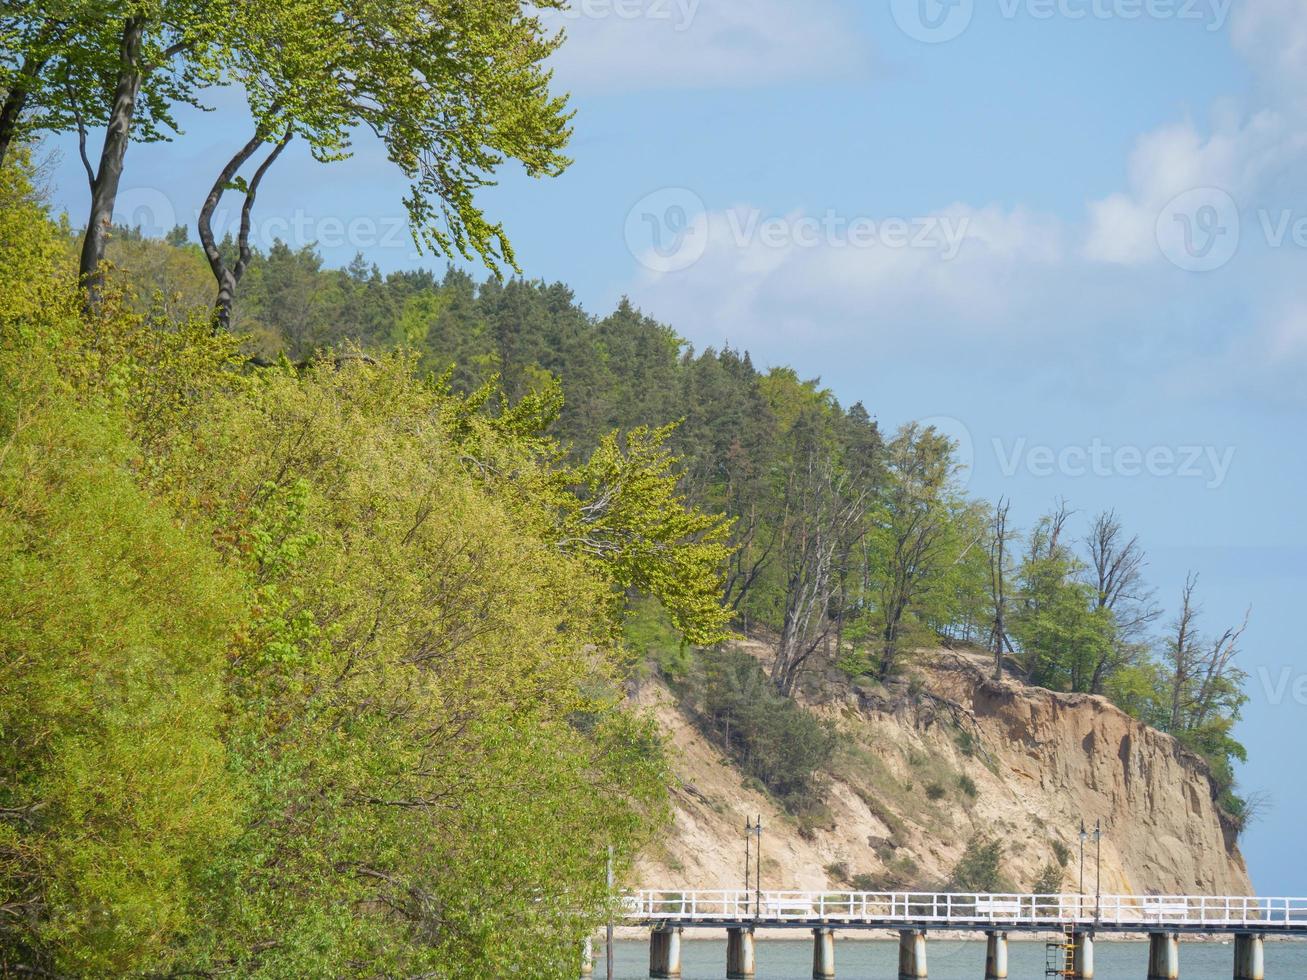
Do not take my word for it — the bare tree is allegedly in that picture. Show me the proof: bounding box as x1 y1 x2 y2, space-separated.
986 497 1017 680
770 436 873 697
1163 573 1250 733
1084 509 1160 693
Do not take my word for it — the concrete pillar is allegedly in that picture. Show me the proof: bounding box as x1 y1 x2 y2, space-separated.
580 936 593 978
812 927 835 980
727 927 756 979
1147 932 1180 980
1073 931 1095 980
649 925 682 979
898 929 928 980
985 930 1009 979
1234 933 1265 980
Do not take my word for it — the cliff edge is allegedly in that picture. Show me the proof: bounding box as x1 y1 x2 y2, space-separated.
635 642 1251 897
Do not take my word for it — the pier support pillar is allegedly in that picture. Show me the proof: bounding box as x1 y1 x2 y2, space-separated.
727 927 756 979
1234 934 1264 980
1147 932 1180 980
649 925 682 979
898 929 928 979
1073 931 1095 980
580 936 593 978
985 930 1009 979
812 927 836 980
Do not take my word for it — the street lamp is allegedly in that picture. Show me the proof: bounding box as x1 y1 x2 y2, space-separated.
745 816 762 918
1093 819 1103 922
1079 821 1088 918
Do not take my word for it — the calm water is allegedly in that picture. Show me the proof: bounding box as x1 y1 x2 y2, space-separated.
606 937 1307 979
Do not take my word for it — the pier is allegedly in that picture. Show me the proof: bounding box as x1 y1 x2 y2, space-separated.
620 890 1306 978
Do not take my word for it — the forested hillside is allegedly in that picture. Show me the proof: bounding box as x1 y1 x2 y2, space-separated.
128 227 1256 827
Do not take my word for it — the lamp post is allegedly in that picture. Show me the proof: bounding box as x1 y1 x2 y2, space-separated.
752 815 763 919
1079 821 1088 920
1093 819 1102 923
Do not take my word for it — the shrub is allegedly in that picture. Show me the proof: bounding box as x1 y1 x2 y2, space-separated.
1033 862 1064 894
681 648 837 812
925 782 947 801
949 835 1009 893
958 774 978 798
1052 839 1072 868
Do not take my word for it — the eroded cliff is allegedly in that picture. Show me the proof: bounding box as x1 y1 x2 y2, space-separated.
634 642 1250 897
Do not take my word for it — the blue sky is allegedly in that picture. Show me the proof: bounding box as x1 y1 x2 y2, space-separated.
45 0 1307 894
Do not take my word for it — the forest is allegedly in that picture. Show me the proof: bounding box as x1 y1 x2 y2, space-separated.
2 2 1255 975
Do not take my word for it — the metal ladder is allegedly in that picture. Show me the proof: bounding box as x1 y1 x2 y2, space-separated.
1044 925 1076 977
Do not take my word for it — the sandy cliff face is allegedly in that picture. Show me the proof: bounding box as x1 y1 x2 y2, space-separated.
634 644 1251 898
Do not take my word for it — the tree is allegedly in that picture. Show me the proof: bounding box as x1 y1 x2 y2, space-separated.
1011 502 1114 692
1160 574 1249 747
198 0 573 330
986 497 1017 680
770 411 874 696
1084 509 1159 693
872 423 973 679
0 4 225 299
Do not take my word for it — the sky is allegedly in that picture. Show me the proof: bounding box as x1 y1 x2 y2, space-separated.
43 0 1307 895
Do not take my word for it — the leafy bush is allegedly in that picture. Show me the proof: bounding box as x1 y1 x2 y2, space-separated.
1033 862 1064 894
925 782 947 801
678 648 837 812
949 835 1009 893
958 774 978 798
0 171 729 975
1052 839 1072 868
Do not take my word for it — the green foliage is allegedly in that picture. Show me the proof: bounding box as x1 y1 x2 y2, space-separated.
223 0 574 274
924 782 947 801
0 403 243 975
0 179 736 974
958 774 978 798
949 835 1009 893
675 649 837 812
1052 839 1072 868
1033 862 1064 895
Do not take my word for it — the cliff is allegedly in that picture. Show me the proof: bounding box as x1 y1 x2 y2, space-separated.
634 641 1251 898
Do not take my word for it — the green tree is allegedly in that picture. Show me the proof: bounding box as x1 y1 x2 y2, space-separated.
870 423 974 678
198 0 573 329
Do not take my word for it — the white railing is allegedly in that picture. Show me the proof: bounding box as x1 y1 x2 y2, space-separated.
624 891 1307 930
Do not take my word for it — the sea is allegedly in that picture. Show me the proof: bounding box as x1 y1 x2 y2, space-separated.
605 936 1307 979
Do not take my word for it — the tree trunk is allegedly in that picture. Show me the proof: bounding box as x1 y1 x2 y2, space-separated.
79 17 146 304
0 53 47 169
199 133 265 332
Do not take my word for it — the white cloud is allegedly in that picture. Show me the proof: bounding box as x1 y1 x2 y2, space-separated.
1083 111 1298 265
627 202 1067 348
541 0 872 91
